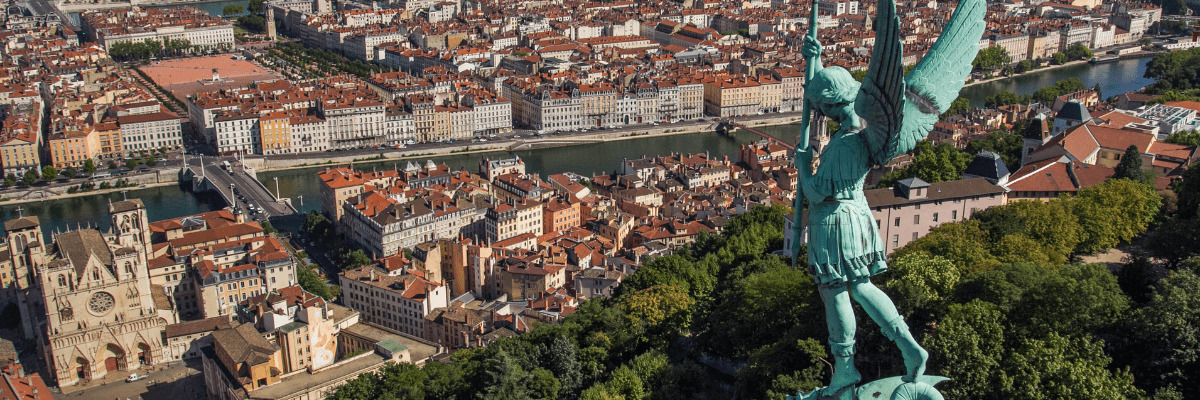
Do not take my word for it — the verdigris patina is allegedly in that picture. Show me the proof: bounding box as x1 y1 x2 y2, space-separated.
788 0 985 397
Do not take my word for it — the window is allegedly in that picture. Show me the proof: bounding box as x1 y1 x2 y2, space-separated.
933 213 939 222
952 210 958 220
912 232 919 241
892 235 899 248
894 217 900 227
913 215 920 224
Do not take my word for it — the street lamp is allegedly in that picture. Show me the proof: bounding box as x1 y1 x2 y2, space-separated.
273 176 280 199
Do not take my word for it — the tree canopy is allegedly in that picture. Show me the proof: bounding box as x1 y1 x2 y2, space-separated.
974 46 1011 70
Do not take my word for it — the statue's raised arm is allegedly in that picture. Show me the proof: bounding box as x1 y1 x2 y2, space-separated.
856 0 987 166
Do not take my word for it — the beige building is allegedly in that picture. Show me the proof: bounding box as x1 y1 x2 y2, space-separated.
341 266 449 338
485 199 544 244
867 178 1007 253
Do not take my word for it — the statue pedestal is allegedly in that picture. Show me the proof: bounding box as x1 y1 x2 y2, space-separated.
788 376 948 400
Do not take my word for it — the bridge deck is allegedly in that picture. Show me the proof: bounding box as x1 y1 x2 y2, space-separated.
186 158 295 219
733 123 796 150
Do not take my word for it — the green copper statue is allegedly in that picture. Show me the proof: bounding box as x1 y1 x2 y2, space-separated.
788 0 985 398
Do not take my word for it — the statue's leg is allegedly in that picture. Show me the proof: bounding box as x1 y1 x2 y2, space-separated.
818 284 860 395
848 278 928 382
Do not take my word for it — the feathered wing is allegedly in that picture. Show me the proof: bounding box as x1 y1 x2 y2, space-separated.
854 0 905 166
856 0 987 165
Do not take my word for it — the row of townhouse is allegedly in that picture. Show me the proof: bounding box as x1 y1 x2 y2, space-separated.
502 76 704 132
190 80 512 154
79 7 235 51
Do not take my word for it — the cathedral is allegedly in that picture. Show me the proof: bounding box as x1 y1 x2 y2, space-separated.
5 200 174 386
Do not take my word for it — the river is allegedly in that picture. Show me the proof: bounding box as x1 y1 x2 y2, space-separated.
0 57 1157 236
958 57 1154 106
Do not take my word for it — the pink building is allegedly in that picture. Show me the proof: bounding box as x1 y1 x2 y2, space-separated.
867 177 1007 254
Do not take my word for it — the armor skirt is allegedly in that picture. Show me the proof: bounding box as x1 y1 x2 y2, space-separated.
805 198 888 287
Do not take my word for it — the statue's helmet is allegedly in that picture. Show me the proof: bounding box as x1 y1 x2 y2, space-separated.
805 66 860 107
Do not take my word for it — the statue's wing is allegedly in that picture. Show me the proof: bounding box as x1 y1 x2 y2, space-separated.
854 0 905 166
857 0 987 165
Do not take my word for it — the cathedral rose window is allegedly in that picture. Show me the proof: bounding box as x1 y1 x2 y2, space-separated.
88 292 115 315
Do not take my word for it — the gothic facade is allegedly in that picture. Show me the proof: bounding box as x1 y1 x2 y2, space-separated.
6 200 172 386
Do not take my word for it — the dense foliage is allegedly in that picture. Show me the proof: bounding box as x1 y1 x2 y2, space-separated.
267 42 389 79
878 142 973 187
109 38 193 61
1145 48 1200 94
973 46 1010 70
327 172 1181 399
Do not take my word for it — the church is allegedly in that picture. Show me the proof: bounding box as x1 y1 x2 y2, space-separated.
5 200 174 387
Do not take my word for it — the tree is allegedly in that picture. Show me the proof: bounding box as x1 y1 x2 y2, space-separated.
878 142 973 187
1113 145 1146 182
125 159 140 169
1051 52 1068 65
895 220 999 273
1165 130 1200 148
62 167 77 178
1006 200 1080 263
1070 178 1160 255
700 259 821 358
1145 48 1200 93
1064 43 1093 61
477 349 530 400
338 249 371 271
4 173 14 187
297 265 333 299
1003 333 1143 399
146 158 158 167
1016 59 1034 73
883 252 961 315
544 337 583 393
966 131 1024 171
21 170 38 186
223 4 245 15
621 285 694 345
248 0 265 13
1033 77 1087 104
107 161 118 170
974 46 1010 70
237 14 267 33
260 221 278 234
1161 0 1189 15
40 166 57 181
925 300 1007 399
984 90 1031 107
1114 270 1200 394
942 96 971 119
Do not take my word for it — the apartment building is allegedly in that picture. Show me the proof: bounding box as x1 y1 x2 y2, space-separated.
117 111 183 153
341 265 449 338
259 112 292 155
341 191 487 257
212 112 258 155
80 7 235 51
48 129 100 168
868 177 1007 253
485 199 544 244
320 98 387 150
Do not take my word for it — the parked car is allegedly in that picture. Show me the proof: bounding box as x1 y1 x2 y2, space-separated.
126 373 146 383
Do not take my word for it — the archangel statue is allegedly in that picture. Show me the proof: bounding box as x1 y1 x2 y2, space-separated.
788 0 986 398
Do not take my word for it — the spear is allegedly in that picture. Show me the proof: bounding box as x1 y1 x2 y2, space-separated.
792 1 820 266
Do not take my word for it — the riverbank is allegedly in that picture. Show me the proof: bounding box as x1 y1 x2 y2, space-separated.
0 181 178 206
0 168 180 206
964 51 1159 89
248 113 804 173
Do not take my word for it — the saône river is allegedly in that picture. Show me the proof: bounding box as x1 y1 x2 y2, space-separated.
0 58 1156 235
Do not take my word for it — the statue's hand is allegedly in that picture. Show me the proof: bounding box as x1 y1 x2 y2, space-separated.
801 35 823 59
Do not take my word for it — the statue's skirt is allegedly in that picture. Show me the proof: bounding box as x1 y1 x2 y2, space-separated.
806 198 889 287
